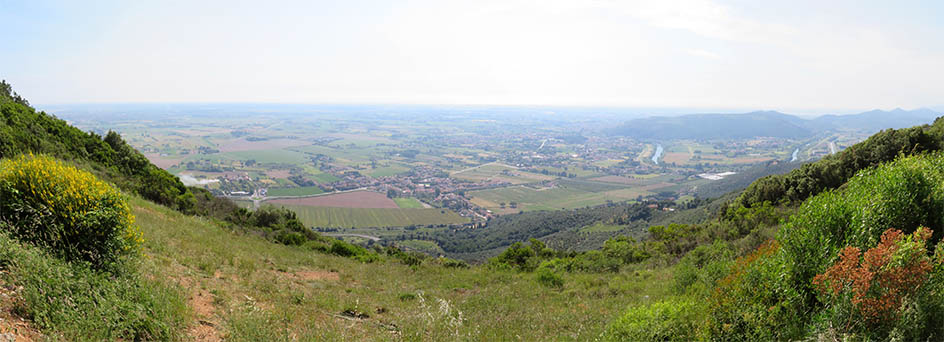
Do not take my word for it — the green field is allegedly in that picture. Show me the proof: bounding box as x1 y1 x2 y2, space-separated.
219 149 311 164
289 145 374 164
267 186 325 197
393 197 426 208
273 204 469 228
470 182 648 211
301 165 341 183
452 163 551 184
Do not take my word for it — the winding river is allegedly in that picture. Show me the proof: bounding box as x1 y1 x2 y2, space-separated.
791 148 799 162
652 144 664 165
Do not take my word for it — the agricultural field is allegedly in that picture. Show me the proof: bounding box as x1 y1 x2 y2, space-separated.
268 191 398 208
275 204 469 228
58 104 870 234
451 163 553 184
393 197 426 208
469 179 653 212
266 186 325 197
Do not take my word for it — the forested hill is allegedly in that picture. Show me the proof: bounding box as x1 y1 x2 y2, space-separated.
610 111 811 139
610 108 942 139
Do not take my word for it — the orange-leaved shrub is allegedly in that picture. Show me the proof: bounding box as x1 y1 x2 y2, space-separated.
813 227 940 334
0 154 141 270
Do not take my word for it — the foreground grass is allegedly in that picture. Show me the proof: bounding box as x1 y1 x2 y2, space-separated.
0 229 189 341
133 197 669 341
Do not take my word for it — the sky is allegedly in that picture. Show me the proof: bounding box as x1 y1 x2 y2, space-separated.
2 0 943 113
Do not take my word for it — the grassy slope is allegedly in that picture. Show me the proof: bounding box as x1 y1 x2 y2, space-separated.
133 196 668 341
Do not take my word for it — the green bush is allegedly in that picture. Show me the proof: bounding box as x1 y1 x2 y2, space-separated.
672 240 734 294
535 259 565 289
605 297 699 341
490 241 538 271
328 240 379 263
572 250 621 272
438 257 469 268
0 154 141 270
701 241 804 340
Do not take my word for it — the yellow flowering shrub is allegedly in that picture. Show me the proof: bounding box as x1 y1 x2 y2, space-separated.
0 154 141 269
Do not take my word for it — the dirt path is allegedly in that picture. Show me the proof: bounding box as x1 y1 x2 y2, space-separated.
324 233 381 241
0 275 41 341
182 277 221 342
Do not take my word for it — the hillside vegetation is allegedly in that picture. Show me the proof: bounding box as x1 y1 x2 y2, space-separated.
611 153 944 340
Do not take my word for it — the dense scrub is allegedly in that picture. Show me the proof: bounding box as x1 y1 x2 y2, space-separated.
0 154 141 269
610 153 944 341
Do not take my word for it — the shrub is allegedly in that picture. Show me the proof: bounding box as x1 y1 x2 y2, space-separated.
605 297 699 342
275 230 306 246
813 227 943 337
701 240 805 340
328 240 380 263
602 235 650 264
329 240 361 257
0 154 141 269
572 250 620 272
672 240 734 294
490 241 538 271
438 257 469 268
535 260 565 289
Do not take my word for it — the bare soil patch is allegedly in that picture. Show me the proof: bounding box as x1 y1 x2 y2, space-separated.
269 191 398 208
186 288 220 342
294 270 340 282
144 153 183 169
661 152 691 164
266 169 292 179
0 276 41 341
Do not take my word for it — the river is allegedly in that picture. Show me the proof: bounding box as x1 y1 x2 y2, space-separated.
791 148 799 162
651 144 664 165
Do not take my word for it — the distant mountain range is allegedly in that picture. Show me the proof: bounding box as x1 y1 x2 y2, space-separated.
610 108 942 139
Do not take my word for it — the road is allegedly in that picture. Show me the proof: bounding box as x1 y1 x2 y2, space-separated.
323 233 381 241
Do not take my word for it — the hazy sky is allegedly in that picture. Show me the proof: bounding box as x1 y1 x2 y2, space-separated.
3 0 943 112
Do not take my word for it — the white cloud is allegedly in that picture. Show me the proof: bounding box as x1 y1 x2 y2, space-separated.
684 48 722 60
